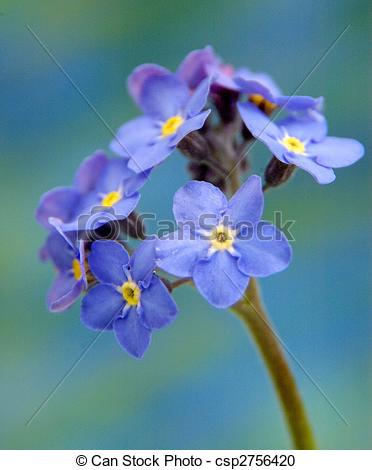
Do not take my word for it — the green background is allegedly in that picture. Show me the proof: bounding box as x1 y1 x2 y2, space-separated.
0 0 370 449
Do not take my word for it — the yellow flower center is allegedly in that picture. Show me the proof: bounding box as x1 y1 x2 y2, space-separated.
100 191 122 207
121 281 141 306
161 115 184 137
281 135 306 155
72 258 82 281
249 94 277 114
210 225 235 251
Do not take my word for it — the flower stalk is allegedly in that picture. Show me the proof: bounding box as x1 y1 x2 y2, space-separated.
231 278 316 449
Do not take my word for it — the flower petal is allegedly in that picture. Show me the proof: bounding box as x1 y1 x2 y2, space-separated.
110 116 159 157
140 276 178 329
173 180 227 226
94 158 140 194
226 175 263 225
130 239 157 284
236 222 292 277
113 309 151 358
43 230 75 271
278 111 327 142
111 193 140 220
170 110 210 146
176 45 218 89
47 273 83 313
238 102 281 139
311 137 364 168
193 251 249 308
81 284 123 330
185 78 211 117
88 240 129 285
139 74 189 120
128 63 170 105
127 139 173 173
275 95 324 112
35 187 80 229
286 154 336 184
156 229 209 278
74 151 108 194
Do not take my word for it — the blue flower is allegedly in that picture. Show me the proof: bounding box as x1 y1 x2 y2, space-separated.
156 176 291 308
110 73 211 172
127 46 218 101
36 151 146 233
238 103 364 184
235 71 323 113
81 240 178 358
40 230 86 312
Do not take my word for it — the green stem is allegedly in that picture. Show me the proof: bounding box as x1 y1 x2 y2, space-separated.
231 278 316 449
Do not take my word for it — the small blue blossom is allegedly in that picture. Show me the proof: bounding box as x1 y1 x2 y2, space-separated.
110 73 211 172
40 230 86 312
127 46 218 102
81 240 178 358
156 176 292 308
36 151 146 233
238 103 365 184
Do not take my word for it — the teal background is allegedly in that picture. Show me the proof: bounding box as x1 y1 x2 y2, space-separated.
0 0 370 450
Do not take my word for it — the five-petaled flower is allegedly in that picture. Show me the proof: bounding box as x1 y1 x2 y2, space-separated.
40 230 86 312
81 240 178 358
36 151 146 233
110 73 211 172
155 176 292 308
238 103 365 184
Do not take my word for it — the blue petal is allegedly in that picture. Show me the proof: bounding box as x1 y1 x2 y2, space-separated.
176 45 218 89
43 230 75 271
238 102 281 139
193 251 250 308
128 63 171 105
47 273 83 313
185 78 211 117
94 158 139 194
236 222 292 277
275 95 323 112
170 110 210 146
156 229 209 277
235 78 275 102
73 151 108 194
173 180 227 226
310 137 364 168
130 239 157 285
127 139 173 173
236 69 282 96
35 187 80 229
113 309 151 358
286 154 336 184
226 175 264 225
140 276 178 329
278 111 327 142
88 240 129 285
139 74 190 120
110 116 159 157
112 193 140 220
81 284 123 330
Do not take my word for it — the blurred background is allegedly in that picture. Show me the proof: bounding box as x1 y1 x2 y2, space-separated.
0 0 370 450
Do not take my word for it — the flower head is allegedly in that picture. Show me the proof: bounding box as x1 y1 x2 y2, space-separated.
36 151 146 233
238 103 364 184
111 73 211 172
127 46 218 102
156 176 292 308
81 240 178 358
40 230 86 312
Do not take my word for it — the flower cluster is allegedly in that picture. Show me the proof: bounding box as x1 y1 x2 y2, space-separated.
36 46 364 358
